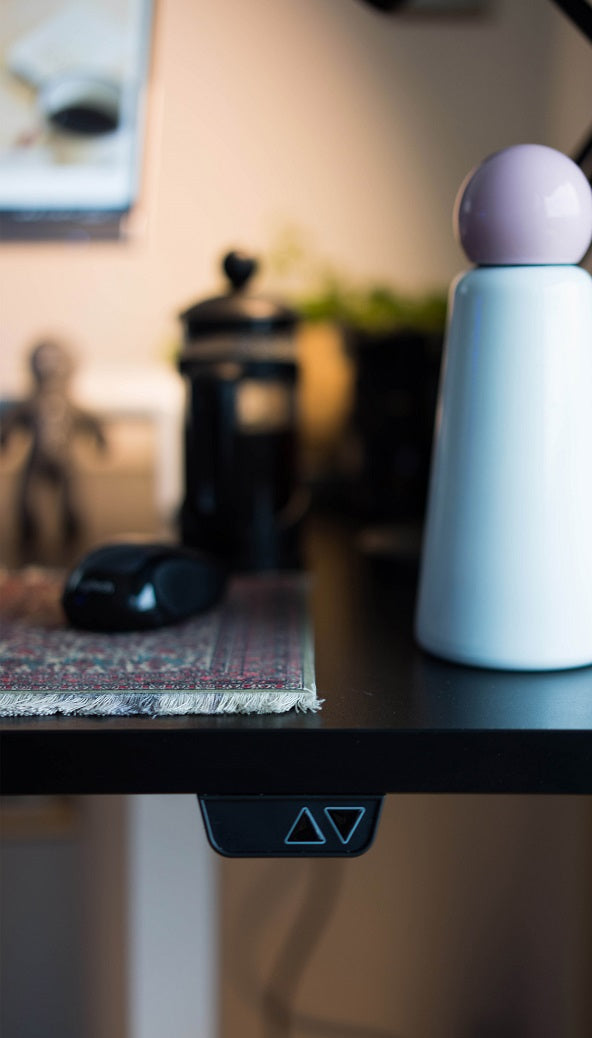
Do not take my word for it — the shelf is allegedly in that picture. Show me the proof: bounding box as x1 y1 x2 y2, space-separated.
2 516 592 796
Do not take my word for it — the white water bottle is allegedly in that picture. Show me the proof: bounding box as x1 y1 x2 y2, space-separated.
415 143 592 670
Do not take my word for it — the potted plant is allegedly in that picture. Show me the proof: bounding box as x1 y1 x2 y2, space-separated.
296 276 447 525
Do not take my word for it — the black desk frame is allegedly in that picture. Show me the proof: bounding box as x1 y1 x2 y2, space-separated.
3 517 592 799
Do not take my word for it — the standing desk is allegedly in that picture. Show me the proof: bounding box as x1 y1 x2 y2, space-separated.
2 514 592 805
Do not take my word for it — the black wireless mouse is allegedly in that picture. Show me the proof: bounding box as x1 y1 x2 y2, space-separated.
62 541 227 632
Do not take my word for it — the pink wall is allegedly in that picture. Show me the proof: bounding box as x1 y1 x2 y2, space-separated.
1 0 590 394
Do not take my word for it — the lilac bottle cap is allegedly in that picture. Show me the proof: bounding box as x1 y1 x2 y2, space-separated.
454 143 592 265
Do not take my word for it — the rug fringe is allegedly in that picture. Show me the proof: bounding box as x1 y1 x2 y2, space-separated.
0 688 323 717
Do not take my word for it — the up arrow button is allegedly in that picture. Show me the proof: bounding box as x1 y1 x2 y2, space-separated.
324 806 366 845
285 807 326 845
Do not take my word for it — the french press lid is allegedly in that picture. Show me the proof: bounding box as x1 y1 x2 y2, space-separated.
180 251 298 340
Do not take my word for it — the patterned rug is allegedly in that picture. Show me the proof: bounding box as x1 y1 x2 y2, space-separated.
0 568 319 716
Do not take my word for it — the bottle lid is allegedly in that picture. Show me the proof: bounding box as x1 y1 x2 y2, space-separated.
180 251 298 338
454 144 592 266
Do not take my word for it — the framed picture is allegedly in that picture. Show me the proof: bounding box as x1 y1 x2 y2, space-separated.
0 0 153 240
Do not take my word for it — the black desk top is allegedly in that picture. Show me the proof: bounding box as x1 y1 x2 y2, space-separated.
2 515 592 796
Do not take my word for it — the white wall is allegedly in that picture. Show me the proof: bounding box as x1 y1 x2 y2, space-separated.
1 0 590 394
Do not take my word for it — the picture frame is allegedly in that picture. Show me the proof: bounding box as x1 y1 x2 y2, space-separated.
0 0 154 241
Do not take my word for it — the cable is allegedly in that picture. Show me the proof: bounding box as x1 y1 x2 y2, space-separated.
548 0 592 185
549 0 592 41
573 125 592 177
228 858 404 1038
261 861 345 1038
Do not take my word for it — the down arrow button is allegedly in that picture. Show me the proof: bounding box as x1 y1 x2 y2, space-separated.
324 806 366 844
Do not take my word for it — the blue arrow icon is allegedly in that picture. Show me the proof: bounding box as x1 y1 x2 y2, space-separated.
285 807 326 845
324 806 365 844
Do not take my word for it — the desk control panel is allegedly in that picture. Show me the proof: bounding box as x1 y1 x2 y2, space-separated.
198 795 384 857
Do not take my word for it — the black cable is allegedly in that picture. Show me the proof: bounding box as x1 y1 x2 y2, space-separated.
229 857 404 1038
548 0 592 183
261 861 346 1038
549 0 592 42
573 125 592 174
260 860 404 1038
356 1 405 11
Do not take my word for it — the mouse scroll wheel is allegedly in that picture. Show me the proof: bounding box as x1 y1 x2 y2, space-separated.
153 560 202 617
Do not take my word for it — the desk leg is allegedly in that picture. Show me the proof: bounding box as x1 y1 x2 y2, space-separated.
127 795 218 1038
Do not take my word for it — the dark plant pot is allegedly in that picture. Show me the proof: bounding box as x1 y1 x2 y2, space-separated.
343 326 443 523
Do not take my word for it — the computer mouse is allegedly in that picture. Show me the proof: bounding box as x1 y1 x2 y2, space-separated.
62 541 227 632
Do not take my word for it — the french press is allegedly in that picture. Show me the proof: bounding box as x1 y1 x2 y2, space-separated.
178 251 304 571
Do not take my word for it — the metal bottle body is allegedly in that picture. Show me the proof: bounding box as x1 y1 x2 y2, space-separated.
415 264 592 670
